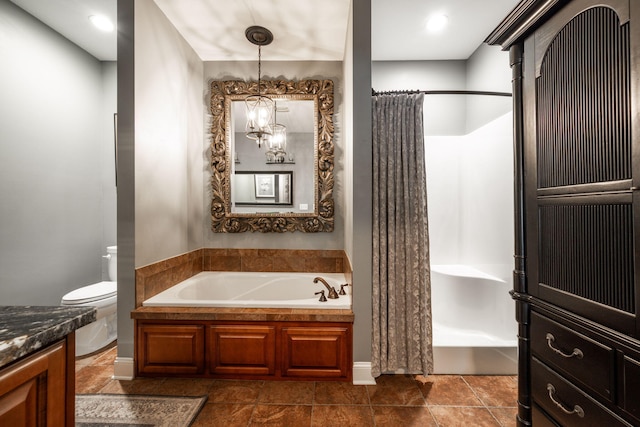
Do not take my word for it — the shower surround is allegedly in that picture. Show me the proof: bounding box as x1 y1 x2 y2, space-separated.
427 111 516 374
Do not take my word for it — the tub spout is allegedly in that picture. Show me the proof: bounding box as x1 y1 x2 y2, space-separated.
313 277 339 299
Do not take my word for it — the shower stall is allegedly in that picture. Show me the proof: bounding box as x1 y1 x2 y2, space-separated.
423 93 516 374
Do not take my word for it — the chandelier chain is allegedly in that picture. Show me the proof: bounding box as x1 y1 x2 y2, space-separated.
258 45 262 97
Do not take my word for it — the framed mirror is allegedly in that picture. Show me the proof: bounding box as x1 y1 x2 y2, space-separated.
209 79 334 232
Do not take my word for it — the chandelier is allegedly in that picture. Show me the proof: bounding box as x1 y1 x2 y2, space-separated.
266 101 288 162
245 26 274 148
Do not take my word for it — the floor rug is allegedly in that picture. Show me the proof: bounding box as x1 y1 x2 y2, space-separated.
75 394 207 427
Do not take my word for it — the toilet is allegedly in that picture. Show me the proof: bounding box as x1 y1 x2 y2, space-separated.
61 246 117 356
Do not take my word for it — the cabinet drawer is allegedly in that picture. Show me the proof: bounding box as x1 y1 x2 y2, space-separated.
532 357 631 427
532 404 560 427
621 355 640 422
531 312 614 400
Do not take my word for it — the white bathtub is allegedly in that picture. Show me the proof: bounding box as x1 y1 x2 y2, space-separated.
143 271 351 310
431 264 517 375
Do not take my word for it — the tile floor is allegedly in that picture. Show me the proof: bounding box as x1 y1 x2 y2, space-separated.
76 344 518 426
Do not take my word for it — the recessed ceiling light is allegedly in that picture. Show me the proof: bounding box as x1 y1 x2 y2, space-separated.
426 13 448 33
89 15 114 32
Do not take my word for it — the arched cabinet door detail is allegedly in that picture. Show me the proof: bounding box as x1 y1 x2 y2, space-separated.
487 0 640 425
525 2 637 335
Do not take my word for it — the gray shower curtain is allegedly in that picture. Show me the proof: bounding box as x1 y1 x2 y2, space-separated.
371 93 433 377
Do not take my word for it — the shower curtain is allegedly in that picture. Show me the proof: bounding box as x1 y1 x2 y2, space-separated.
371 92 433 377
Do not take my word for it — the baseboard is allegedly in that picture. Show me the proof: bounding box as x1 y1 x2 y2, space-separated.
113 357 376 383
113 357 135 380
433 346 518 375
352 362 376 385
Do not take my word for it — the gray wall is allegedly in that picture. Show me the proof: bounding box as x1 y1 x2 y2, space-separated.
0 1 117 305
346 0 373 366
116 0 136 361
116 0 205 364
371 61 467 135
134 0 204 268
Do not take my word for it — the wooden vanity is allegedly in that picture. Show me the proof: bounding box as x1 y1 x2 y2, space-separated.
132 307 353 381
0 306 95 427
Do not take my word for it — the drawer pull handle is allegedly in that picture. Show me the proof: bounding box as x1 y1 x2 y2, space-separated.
547 384 585 418
546 333 584 359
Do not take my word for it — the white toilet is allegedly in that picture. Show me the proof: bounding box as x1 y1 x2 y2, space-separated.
61 245 117 356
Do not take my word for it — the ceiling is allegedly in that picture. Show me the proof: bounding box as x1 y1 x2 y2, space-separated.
10 0 117 61
10 0 520 62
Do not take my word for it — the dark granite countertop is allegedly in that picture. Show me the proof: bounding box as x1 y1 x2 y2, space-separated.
0 305 96 368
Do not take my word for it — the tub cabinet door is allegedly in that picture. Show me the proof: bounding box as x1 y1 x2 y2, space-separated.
281 326 351 379
208 325 276 376
136 323 205 375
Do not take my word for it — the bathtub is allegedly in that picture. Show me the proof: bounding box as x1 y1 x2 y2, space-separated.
431 264 517 375
143 271 351 310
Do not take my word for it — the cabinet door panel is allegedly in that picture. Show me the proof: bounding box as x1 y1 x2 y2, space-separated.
208 325 275 376
281 327 350 378
0 380 37 427
0 341 67 427
137 324 205 375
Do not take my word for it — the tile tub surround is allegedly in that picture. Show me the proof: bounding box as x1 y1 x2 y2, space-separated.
131 307 354 323
78 345 519 426
133 250 354 383
0 305 96 367
135 249 351 306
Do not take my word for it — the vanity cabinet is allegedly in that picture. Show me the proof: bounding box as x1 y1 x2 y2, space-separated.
0 340 69 427
136 320 352 381
486 0 640 425
0 306 94 427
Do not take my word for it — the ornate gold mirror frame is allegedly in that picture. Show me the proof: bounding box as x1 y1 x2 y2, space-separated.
209 79 334 232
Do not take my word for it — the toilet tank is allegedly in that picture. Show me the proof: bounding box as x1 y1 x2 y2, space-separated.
106 246 117 281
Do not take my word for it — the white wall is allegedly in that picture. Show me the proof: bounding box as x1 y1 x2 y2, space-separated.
459 113 514 279
202 61 344 250
0 1 117 305
134 0 204 268
426 113 514 281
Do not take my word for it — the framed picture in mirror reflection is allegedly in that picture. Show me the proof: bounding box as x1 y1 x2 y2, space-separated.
255 174 275 198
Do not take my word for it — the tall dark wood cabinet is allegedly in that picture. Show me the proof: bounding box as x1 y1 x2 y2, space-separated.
487 0 640 425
